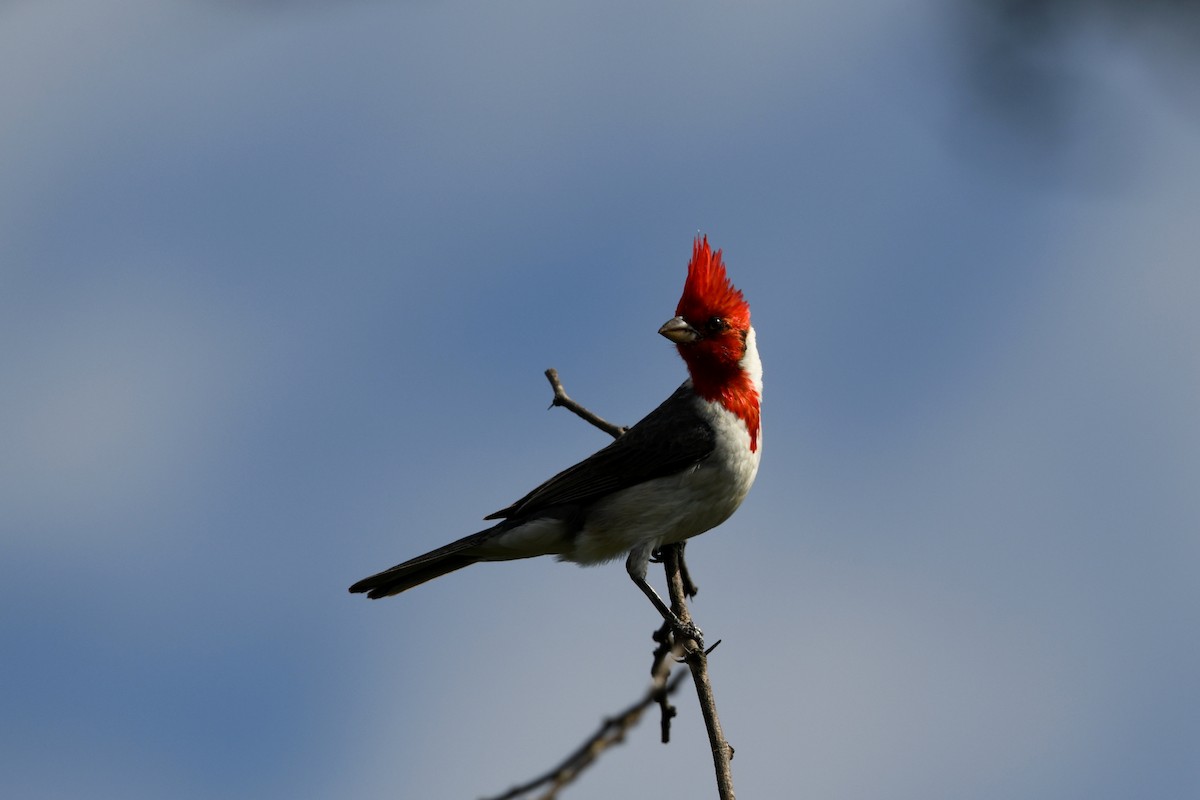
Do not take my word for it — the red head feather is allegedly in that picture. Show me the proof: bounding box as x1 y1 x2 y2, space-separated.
671 236 759 451
675 237 750 330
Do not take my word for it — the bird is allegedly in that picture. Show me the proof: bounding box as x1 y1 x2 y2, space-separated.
349 236 761 635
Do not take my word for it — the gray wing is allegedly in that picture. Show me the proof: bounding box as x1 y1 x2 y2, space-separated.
485 383 716 520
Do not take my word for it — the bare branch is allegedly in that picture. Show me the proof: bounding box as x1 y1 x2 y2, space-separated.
483 670 689 800
649 622 685 743
677 541 700 599
544 368 628 439
662 543 736 798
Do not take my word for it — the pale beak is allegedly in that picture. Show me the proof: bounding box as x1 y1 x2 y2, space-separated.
659 316 699 344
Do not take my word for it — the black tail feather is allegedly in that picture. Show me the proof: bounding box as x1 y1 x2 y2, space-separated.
349 554 480 598
349 527 498 599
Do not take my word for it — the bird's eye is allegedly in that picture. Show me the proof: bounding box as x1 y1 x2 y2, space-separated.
706 316 727 333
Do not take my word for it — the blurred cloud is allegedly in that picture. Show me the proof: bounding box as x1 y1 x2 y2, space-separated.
949 0 1200 187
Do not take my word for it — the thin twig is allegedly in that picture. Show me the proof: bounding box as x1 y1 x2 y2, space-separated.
663 543 736 799
677 541 700 599
649 622 684 743
544 368 627 439
483 670 689 800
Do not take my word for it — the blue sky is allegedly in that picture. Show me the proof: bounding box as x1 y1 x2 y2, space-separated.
2 2 1198 798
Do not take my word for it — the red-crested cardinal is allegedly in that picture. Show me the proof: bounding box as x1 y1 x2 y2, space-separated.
349 236 761 632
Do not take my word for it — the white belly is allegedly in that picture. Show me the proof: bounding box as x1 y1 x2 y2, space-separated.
567 405 760 565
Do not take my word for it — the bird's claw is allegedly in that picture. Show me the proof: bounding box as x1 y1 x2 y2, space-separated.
670 617 704 649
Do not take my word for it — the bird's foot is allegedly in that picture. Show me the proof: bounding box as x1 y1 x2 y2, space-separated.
668 615 704 649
